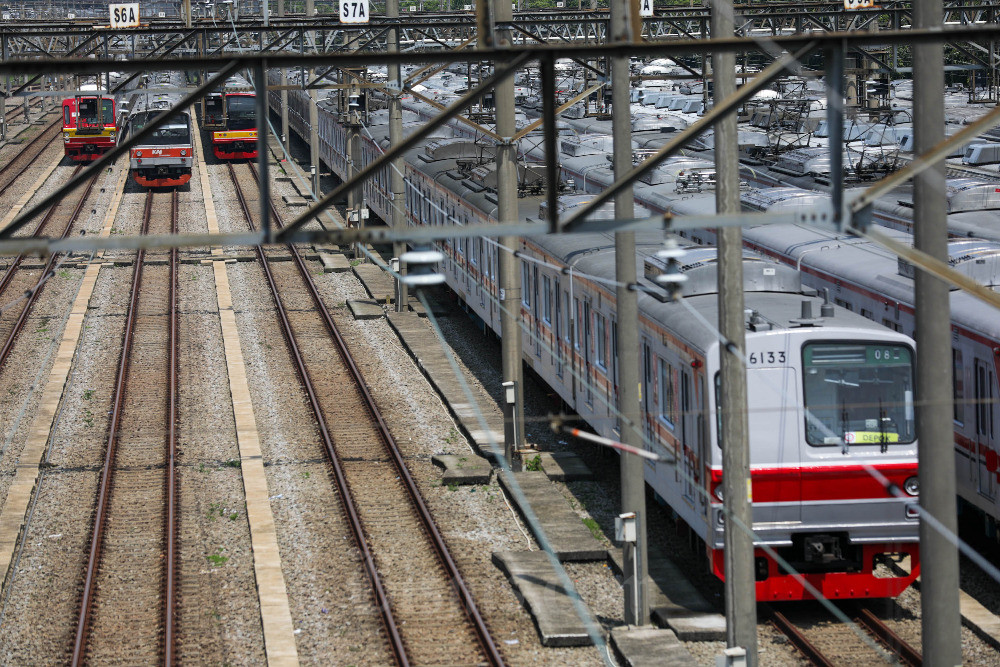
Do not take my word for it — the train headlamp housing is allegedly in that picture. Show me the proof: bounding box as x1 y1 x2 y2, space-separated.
713 485 724 502
903 476 919 496
135 150 142 157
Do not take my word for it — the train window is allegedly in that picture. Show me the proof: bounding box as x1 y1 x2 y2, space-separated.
802 342 916 446
225 95 255 130
595 314 607 369
975 360 994 438
521 263 530 307
542 276 552 325
834 298 852 311
953 349 964 425
659 359 676 428
63 105 71 126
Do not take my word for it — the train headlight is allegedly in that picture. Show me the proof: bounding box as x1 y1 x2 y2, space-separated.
135 150 142 157
712 485 724 502
903 476 919 496
180 149 187 156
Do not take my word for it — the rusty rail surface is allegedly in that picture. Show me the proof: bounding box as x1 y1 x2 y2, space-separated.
856 607 922 667
71 189 179 666
0 165 97 368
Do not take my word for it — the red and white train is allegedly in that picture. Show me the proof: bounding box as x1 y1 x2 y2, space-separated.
272 86 924 600
61 94 121 162
127 88 193 188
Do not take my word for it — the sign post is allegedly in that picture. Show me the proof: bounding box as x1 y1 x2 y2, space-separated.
339 0 369 23
109 3 141 28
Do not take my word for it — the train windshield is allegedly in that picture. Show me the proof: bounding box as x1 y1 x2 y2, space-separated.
226 95 255 130
803 342 915 446
131 112 190 145
77 98 114 127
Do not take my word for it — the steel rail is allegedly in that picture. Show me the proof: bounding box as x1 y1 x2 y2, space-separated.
0 116 62 199
164 190 179 665
247 162 504 666
71 189 172 666
0 163 83 300
856 608 923 667
766 606 836 667
225 162 408 667
0 166 97 370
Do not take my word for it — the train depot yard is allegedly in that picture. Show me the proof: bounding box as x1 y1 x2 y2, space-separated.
0 2 999 665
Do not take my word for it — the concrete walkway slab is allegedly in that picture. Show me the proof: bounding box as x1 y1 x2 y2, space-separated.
318 252 351 273
609 546 725 641
347 299 384 320
386 311 506 458
492 551 593 647
431 454 492 485
499 471 607 561
353 263 395 303
537 451 594 481
610 626 693 666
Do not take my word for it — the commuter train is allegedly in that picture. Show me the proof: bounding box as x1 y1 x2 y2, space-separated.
61 94 121 162
731 188 1000 541
203 86 257 160
271 84 924 600
127 89 193 188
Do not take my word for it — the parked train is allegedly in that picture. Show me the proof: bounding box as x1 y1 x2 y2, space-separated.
271 83 924 600
731 188 1000 541
203 86 257 160
61 94 121 162
126 89 193 188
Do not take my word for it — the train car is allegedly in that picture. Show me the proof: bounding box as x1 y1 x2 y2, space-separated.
203 89 257 160
127 90 193 188
62 95 120 162
721 194 1000 541
272 86 923 600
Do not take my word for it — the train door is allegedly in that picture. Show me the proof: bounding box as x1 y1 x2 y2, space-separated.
681 372 697 501
583 299 593 409
611 319 619 433
478 241 485 308
642 338 654 442
747 367 802 523
975 359 998 500
554 284 563 378
533 265 541 357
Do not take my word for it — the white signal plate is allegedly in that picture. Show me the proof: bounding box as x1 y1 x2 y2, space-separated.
638 0 654 18
109 2 140 28
340 0 369 23
843 0 875 8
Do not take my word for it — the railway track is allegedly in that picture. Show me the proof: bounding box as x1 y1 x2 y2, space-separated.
71 189 179 665
0 115 61 199
226 161 503 666
0 165 97 369
767 603 922 666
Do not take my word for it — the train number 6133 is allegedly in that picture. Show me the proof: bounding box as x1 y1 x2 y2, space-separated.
748 351 786 365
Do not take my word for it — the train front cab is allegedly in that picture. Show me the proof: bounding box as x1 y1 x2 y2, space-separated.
706 334 921 601
206 92 257 160
129 111 193 188
63 96 118 162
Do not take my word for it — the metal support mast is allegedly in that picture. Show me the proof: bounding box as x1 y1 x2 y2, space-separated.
611 0 647 627
914 0 962 662
308 0 320 196
388 0 408 311
493 0 525 467
713 0 758 663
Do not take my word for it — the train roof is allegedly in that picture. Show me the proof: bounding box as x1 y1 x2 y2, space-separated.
525 229 895 352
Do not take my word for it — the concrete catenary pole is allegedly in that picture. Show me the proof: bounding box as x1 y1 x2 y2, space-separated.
611 0 648 627
308 0 320 196
712 0 758 663
914 0 962 663
387 0 408 311
494 0 526 464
